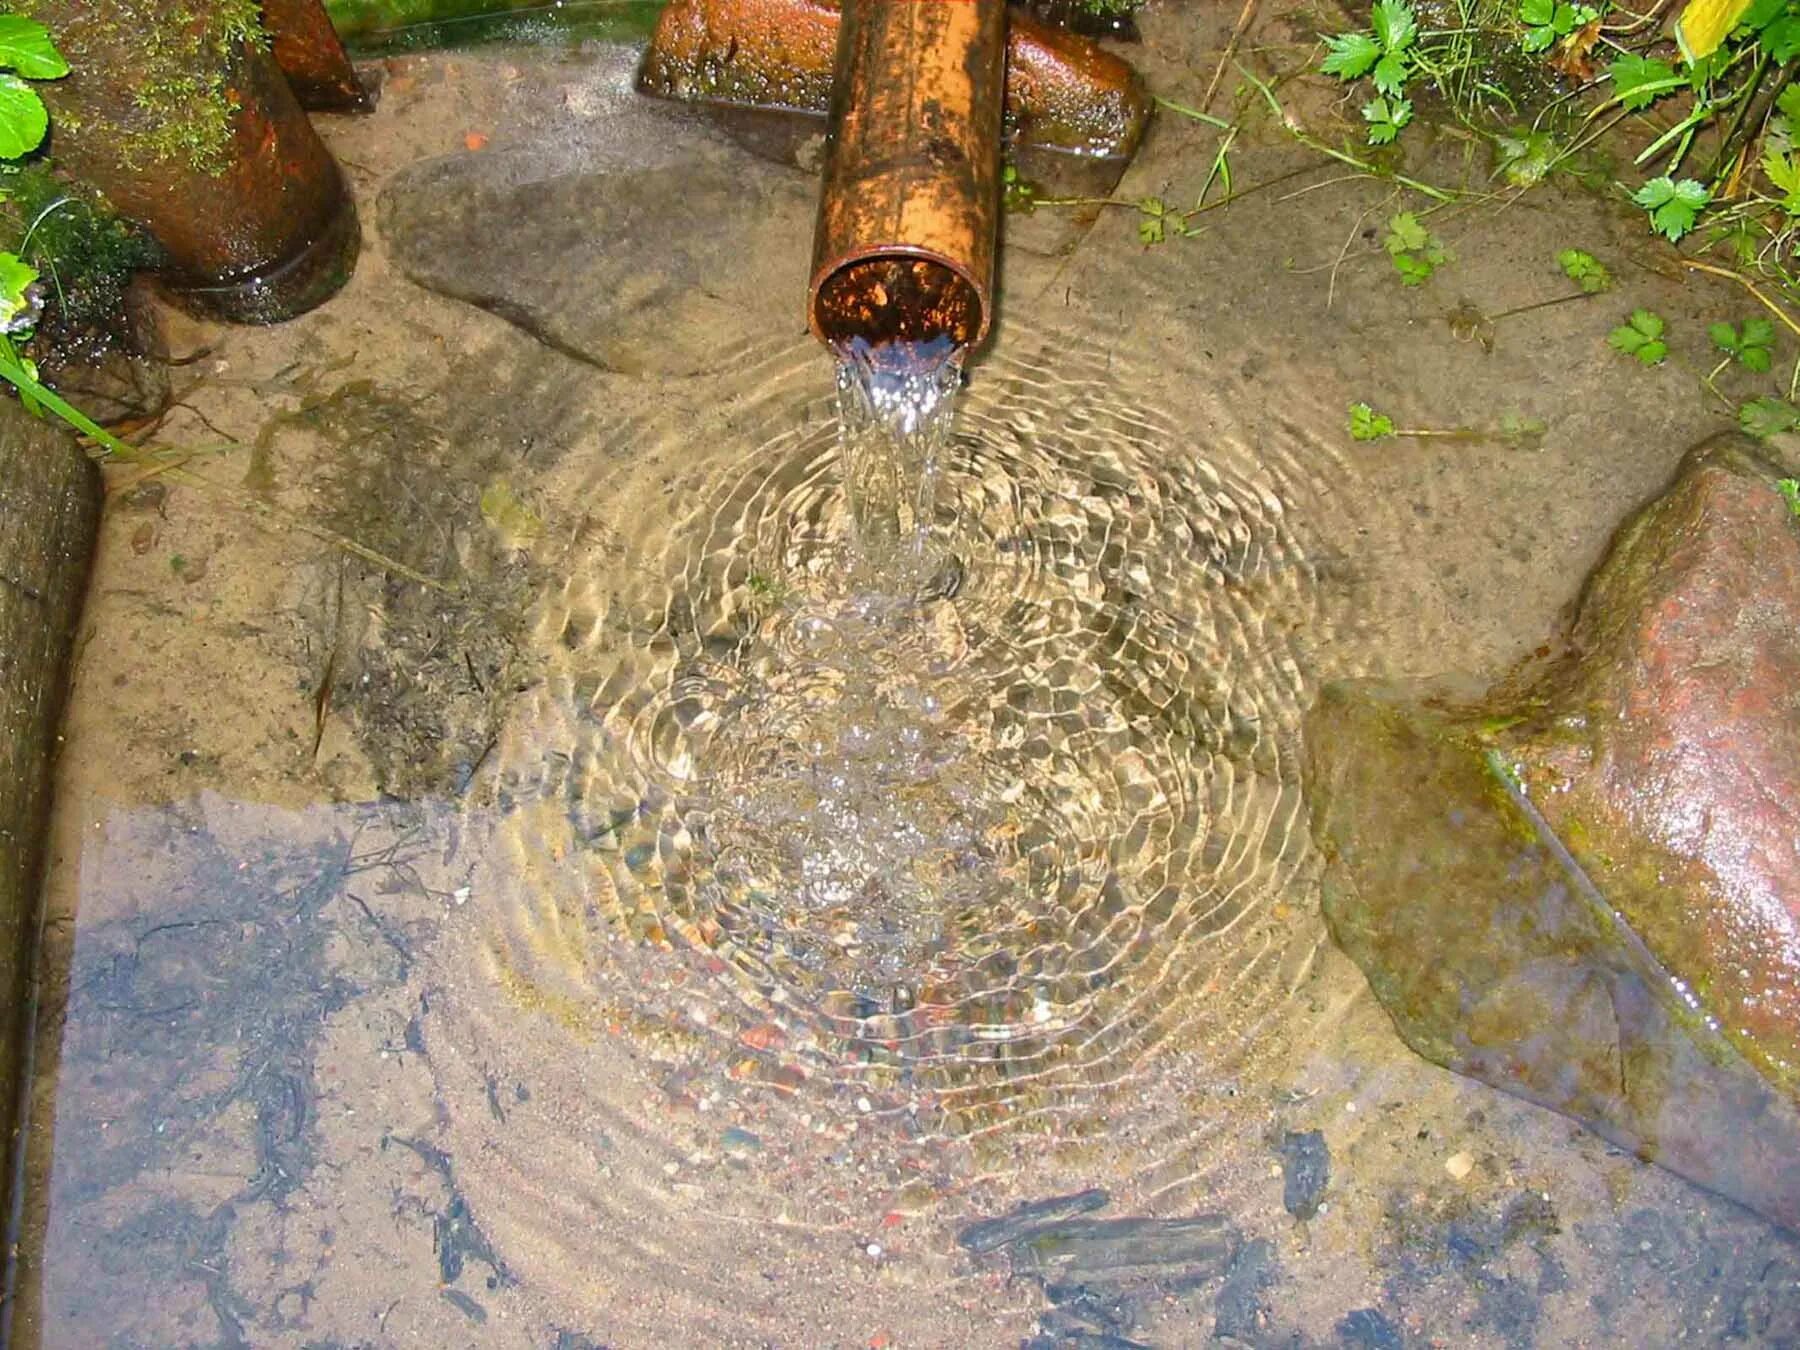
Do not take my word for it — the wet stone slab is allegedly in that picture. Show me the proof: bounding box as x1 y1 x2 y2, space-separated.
377 142 815 376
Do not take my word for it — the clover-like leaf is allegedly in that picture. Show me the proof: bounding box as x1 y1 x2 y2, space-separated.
1322 30 1382 79
1608 52 1680 111
1372 0 1419 53
1349 402 1396 440
1362 95 1413 144
1609 308 1668 364
1557 248 1612 292
1740 396 1800 438
1632 175 1710 240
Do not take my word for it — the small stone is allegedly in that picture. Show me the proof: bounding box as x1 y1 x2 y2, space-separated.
722 1127 762 1155
865 1243 882 1259
1445 1151 1475 1181
1278 1129 1330 1220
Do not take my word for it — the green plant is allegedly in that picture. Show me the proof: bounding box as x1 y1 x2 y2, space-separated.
1778 477 1800 514
0 15 67 159
1349 401 1396 440
1385 211 1449 284
0 18 140 459
1740 394 1800 437
1633 176 1712 242
1608 309 1669 364
1709 316 1775 370
1002 162 1038 214
1321 0 1420 144
1495 128 1562 187
1519 0 1597 53
1557 248 1612 292
1347 401 1546 445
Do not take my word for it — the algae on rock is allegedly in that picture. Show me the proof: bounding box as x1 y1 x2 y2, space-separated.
1305 433 1800 1234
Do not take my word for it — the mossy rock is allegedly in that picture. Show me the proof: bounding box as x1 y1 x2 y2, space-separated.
1305 434 1800 1234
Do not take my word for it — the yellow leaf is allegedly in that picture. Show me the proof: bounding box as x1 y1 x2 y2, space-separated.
1675 0 1754 60
479 478 542 547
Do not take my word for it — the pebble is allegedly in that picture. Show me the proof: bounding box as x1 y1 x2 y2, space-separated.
722 1127 762 1155
1445 1151 1475 1181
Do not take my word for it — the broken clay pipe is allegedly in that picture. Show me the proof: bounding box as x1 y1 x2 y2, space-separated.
637 0 1150 161
28 0 360 324
808 0 1006 353
29 0 360 325
266 0 374 113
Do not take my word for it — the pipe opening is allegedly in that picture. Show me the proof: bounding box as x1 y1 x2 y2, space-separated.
810 254 985 353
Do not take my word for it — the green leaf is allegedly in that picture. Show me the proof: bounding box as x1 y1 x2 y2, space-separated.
1739 395 1800 438
1715 316 1776 369
1557 248 1611 292
0 17 69 81
0 73 48 159
1392 252 1434 284
1498 413 1548 448
1777 477 1800 514
1371 0 1419 53
1741 0 1788 32
1764 148 1800 213
1349 402 1396 440
1496 129 1560 186
1779 83 1800 125
1321 30 1382 79
1519 0 1556 26
1371 50 1411 95
1385 211 1429 252
1608 53 1680 111
1137 197 1167 245
0 250 35 330
1763 14 1800 60
479 478 543 545
1609 309 1668 363
1632 176 1710 240
1522 23 1559 50
1362 96 1413 144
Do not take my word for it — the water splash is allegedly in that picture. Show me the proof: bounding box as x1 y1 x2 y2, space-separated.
834 337 964 589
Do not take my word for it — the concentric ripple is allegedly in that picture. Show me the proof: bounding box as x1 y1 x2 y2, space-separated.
473 318 1353 1109
412 320 1375 1346
418 319 1377 1333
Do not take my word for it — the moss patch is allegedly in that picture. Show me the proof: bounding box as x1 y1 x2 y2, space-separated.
13 0 269 175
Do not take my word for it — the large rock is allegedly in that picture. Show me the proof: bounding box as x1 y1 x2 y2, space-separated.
1305 433 1800 1233
377 145 815 376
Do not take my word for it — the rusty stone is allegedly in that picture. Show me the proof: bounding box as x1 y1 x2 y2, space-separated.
637 0 1150 160
1305 433 1800 1233
266 0 373 113
25 0 359 324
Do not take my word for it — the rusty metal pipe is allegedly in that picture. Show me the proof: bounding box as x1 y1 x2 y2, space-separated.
807 0 1006 354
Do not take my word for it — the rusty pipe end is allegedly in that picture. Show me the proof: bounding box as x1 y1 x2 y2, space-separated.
808 247 987 352
807 0 1005 359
